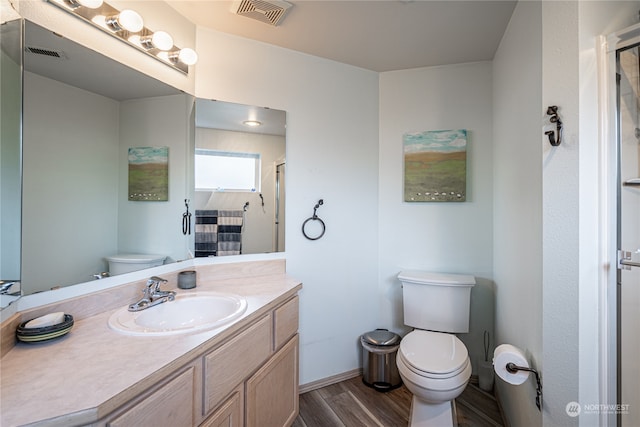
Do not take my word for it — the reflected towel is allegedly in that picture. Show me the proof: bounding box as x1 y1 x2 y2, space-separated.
195 224 217 243
195 209 244 257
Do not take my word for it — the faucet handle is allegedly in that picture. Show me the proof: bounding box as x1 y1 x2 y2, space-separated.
146 276 168 293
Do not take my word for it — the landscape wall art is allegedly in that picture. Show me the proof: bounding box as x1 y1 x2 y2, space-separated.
128 146 169 201
403 129 467 202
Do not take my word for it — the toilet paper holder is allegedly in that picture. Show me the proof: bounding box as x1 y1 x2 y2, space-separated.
506 363 542 411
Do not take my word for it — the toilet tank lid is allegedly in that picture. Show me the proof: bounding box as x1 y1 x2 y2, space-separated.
397 271 475 286
106 254 166 263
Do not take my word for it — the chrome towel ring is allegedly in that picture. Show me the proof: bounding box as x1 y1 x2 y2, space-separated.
302 199 325 240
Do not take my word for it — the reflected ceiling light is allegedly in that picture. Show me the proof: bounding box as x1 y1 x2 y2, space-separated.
243 120 262 127
48 0 197 74
68 0 104 8
106 9 144 33
140 31 174 51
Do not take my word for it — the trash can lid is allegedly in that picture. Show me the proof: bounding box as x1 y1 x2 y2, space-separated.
361 329 401 346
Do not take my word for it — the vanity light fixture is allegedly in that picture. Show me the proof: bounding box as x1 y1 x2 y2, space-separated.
243 120 262 127
48 0 198 74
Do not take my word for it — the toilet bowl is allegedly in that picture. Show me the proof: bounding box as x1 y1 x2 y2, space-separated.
106 254 166 276
397 330 471 426
396 271 475 427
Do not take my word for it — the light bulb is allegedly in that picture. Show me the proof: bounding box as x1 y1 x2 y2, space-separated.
178 48 198 66
118 10 143 32
141 31 174 51
243 120 261 127
106 9 143 33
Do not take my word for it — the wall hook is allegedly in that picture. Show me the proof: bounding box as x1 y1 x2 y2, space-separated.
182 199 191 235
545 105 562 146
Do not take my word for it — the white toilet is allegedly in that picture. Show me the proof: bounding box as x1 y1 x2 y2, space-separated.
396 270 476 427
105 254 166 276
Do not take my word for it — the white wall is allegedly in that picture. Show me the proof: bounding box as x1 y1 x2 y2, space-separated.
22 72 120 292
541 4 581 424
118 94 195 263
378 62 495 374
194 27 380 384
492 2 543 425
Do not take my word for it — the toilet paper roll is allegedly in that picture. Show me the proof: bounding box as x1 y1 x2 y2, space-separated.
493 344 530 385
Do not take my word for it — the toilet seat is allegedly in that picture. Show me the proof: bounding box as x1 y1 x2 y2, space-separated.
399 330 469 378
397 351 471 394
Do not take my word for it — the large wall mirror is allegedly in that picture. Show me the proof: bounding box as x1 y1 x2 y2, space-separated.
3 18 286 306
0 17 23 308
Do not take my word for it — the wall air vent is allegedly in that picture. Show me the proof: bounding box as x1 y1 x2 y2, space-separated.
232 0 292 26
25 46 68 59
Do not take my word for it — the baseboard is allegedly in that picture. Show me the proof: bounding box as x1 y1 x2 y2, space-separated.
299 368 363 394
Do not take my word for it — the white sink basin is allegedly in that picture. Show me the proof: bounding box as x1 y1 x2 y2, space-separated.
108 291 248 336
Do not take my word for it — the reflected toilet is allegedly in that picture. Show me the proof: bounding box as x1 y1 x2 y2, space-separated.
105 254 166 276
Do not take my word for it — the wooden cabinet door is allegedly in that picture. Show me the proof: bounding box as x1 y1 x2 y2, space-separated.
108 366 195 427
246 335 299 427
200 385 243 427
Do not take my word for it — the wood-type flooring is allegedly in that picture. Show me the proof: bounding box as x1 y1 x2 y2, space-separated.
293 376 505 427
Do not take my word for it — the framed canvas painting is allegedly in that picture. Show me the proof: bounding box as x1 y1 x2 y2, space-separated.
403 129 467 202
128 147 169 201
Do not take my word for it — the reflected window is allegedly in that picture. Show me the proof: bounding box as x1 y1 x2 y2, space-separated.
195 149 261 192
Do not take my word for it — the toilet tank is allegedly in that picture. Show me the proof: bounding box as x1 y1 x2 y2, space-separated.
398 271 475 333
106 254 166 276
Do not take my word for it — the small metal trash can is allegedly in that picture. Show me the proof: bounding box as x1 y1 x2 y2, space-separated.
360 328 402 391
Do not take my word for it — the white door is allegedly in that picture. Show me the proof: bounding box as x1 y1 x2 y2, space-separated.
617 43 640 427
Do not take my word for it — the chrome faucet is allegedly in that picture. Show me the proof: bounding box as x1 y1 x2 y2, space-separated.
0 280 20 296
128 276 176 312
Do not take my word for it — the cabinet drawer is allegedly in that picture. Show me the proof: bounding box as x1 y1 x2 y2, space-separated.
273 296 298 350
108 366 195 427
204 314 272 414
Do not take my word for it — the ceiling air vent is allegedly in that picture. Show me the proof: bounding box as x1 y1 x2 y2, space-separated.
232 0 292 26
25 46 68 59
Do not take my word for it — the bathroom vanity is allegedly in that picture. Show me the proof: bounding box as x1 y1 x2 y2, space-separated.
0 260 301 427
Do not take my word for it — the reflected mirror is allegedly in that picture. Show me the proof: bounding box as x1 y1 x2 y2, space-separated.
194 100 286 255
